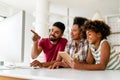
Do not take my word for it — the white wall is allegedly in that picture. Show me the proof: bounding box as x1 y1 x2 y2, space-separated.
119 0 120 12
24 12 35 63
50 0 119 19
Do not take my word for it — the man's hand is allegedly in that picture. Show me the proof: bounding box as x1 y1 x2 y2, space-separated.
31 30 41 42
30 60 42 68
48 62 62 69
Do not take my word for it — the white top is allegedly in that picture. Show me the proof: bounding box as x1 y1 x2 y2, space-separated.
90 39 120 70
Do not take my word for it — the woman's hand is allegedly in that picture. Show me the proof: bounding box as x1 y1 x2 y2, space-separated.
48 62 62 69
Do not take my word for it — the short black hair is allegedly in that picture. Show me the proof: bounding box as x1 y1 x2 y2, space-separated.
53 22 65 33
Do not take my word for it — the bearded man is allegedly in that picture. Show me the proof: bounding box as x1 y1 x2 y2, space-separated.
30 22 67 68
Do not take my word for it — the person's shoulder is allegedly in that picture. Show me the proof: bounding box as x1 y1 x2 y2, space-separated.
100 39 111 48
66 40 74 46
60 38 68 43
101 39 109 45
80 38 89 44
61 38 68 41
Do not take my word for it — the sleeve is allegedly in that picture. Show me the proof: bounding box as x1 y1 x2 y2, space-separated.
38 38 45 49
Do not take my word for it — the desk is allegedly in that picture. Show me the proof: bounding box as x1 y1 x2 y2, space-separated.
0 68 120 80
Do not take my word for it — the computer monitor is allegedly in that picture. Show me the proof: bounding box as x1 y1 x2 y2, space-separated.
0 11 25 63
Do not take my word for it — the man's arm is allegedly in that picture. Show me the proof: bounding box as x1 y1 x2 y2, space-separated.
31 42 42 59
31 30 42 59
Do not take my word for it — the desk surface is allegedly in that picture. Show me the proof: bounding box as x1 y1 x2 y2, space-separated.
0 68 120 80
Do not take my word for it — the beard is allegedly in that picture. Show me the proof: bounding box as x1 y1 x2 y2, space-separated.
49 35 60 42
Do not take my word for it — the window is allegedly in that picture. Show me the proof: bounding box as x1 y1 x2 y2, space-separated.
106 15 120 52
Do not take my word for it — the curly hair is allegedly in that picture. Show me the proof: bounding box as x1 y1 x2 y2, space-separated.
84 20 111 39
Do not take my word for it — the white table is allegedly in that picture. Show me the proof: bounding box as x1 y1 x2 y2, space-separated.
0 68 120 80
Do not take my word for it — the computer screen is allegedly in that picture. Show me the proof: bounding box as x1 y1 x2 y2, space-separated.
0 11 25 63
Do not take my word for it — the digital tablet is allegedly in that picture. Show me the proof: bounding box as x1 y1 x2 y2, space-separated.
59 51 73 63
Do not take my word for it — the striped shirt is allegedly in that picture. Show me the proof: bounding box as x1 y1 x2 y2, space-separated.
90 39 120 70
65 39 89 62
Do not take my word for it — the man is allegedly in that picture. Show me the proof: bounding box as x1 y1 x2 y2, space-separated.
30 22 67 67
